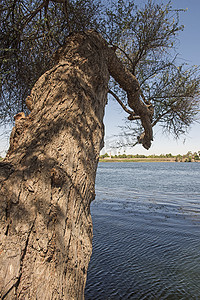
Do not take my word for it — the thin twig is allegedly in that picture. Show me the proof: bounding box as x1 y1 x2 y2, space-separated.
108 89 133 115
140 90 151 105
152 108 174 127
115 46 134 65
23 1 48 27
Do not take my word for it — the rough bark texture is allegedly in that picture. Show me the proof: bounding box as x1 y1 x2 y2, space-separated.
0 30 152 299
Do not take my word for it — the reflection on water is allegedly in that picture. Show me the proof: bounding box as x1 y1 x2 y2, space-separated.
85 162 200 299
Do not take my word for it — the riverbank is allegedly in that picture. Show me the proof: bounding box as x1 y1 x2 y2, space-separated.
99 157 200 163
99 157 176 162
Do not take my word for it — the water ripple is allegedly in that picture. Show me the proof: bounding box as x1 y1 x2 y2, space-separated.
85 163 200 299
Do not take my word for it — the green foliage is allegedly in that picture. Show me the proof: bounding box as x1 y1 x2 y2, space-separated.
134 154 146 158
100 151 200 161
100 153 110 158
118 153 127 158
175 154 183 162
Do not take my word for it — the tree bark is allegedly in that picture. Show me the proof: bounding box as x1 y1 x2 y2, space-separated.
0 30 152 299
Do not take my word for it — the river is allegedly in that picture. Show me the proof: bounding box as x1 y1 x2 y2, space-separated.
85 162 200 299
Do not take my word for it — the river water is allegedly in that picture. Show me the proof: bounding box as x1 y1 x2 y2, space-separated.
85 162 200 299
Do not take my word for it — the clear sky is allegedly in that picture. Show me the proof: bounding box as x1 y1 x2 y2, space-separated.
102 0 200 156
0 0 199 157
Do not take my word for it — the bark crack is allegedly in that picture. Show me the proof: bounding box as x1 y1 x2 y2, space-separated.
4 224 9 236
2 278 18 300
15 218 36 297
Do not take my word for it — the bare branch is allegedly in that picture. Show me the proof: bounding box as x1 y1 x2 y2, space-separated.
108 89 141 120
108 90 133 114
116 45 134 65
152 108 172 127
23 1 48 26
63 0 72 33
105 43 153 149
50 0 65 2
87 31 153 149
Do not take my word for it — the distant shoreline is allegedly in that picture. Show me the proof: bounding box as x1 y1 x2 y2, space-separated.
99 158 199 163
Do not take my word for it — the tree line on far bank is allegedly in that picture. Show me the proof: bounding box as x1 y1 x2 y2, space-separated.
1 151 199 161
100 151 200 162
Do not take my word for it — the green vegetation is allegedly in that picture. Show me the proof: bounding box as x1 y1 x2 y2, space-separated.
100 151 200 162
181 151 200 162
100 153 110 159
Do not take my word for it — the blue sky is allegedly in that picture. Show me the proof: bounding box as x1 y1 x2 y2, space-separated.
0 0 199 157
103 0 200 155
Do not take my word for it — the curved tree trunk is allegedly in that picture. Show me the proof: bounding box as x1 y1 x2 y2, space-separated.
0 30 152 299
